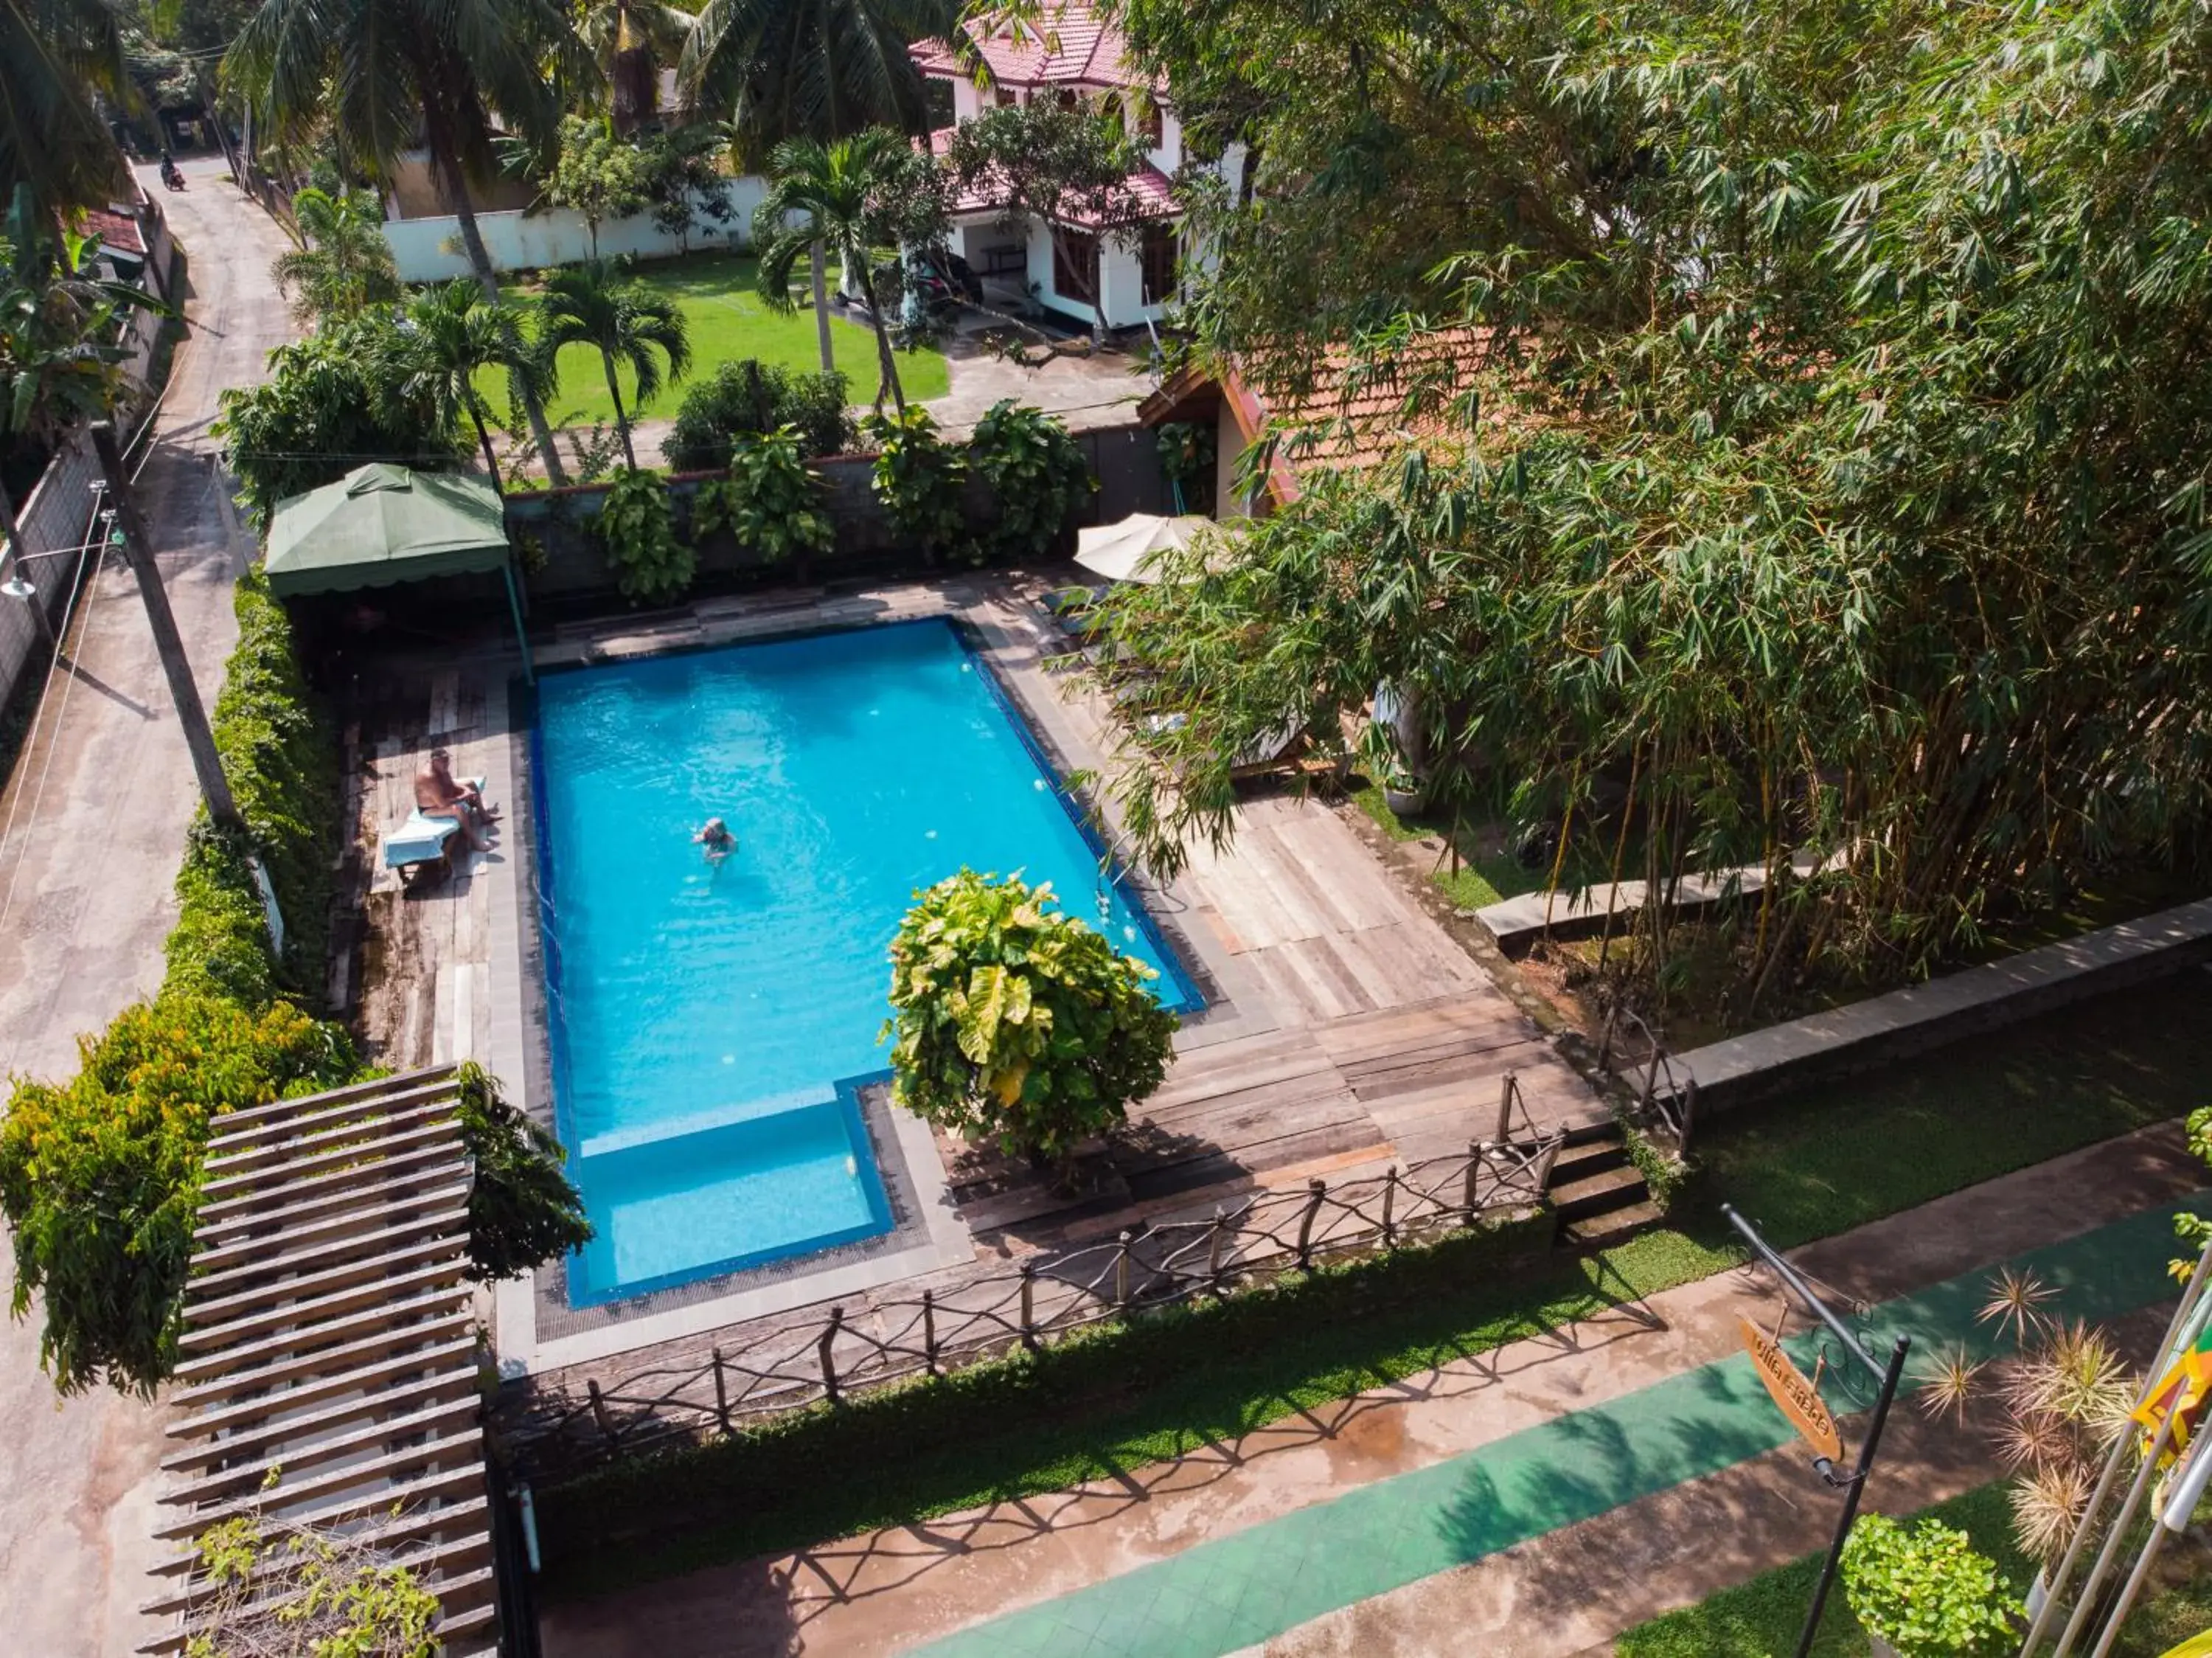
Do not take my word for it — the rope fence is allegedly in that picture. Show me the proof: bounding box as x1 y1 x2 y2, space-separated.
495 1132 1566 1481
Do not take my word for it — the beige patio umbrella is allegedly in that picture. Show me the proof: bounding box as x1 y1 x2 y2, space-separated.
1074 513 1233 584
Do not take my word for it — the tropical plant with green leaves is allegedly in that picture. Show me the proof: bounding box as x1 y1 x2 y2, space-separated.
865 405 967 563
542 114 652 258
1840 1513 2022 1658
968 398 1091 562
271 187 401 325
751 129 943 414
641 121 738 252
453 1061 591 1280
225 0 589 482
538 256 692 468
0 0 133 218
667 357 850 470
580 0 698 131
692 424 832 566
883 870 1179 1170
394 280 543 489
213 311 467 523
594 465 692 603
187 1504 441 1658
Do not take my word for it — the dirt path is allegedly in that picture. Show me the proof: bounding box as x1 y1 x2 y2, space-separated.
0 154 296 1654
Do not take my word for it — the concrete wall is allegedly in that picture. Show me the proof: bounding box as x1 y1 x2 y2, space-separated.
496 421 1168 616
383 178 771 282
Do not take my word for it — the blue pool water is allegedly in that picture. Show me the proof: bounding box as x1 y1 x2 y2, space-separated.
533 618 1200 1303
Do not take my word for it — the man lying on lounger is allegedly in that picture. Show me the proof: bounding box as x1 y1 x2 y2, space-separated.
415 749 497 852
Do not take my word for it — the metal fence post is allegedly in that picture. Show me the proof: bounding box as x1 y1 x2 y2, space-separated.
1206 1204 1228 1291
1114 1230 1134 1307
1380 1166 1399 1248
922 1290 940 1377
710 1348 731 1436
818 1307 844 1406
1019 1260 1039 1351
1295 1178 1326 1269
586 1379 619 1451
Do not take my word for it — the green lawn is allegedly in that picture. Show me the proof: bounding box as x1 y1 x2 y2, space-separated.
535 973 2212 1600
481 251 951 432
1349 781 1544 911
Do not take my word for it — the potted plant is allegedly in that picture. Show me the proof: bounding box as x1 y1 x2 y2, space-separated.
1840 1513 2023 1658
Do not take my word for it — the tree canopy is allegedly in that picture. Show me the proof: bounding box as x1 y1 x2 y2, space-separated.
1099 0 2212 999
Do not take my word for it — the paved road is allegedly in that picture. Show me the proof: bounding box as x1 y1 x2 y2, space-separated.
0 153 294 1654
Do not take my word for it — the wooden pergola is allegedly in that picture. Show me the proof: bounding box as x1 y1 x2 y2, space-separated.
142 1064 504 1655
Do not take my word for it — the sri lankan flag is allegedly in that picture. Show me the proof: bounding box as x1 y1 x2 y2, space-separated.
2135 1318 2212 1465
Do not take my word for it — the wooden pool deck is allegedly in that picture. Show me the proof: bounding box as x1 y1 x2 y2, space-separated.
333 575 1608 1392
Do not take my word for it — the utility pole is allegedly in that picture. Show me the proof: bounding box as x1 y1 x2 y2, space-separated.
88 419 245 835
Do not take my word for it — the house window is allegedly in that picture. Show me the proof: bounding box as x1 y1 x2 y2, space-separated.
1140 225 1178 306
1135 98 1164 148
993 83 1019 108
1052 87 1080 110
1052 229 1099 302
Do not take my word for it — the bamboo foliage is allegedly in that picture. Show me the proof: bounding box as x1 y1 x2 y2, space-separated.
1099 0 2212 996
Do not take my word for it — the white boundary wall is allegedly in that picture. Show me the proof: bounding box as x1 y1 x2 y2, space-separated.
383 178 771 281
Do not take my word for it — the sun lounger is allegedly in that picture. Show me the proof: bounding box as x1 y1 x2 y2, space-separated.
381 777 484 879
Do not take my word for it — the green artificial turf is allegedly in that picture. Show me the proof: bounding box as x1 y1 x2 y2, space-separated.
479 251 950 431
533 973 2212 1600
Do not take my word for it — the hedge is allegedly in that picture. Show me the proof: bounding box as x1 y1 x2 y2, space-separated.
0 571 364 1395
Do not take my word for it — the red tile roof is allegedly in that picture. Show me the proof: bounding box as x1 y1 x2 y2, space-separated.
931 126 1178 225
912 2 1146 93
79 207 146 257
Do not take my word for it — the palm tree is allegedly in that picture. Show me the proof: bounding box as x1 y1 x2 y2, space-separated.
0 0 132 218
678 0 953 374
271 189 403 325
225 0 590 482
396 280 545 490
537 258 691 468
753 131 915 416
580 0 698 132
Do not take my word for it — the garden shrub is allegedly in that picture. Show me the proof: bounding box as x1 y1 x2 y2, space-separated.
968 399 1093 563
666 359 853 472
1841 1513 2023 1657
692 427 835 568
595 467 695 605
866 406 970 563
883 870 1179 1168
456 1061 593 1280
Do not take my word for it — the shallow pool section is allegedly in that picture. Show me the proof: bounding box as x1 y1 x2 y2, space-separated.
533 618 1199 1305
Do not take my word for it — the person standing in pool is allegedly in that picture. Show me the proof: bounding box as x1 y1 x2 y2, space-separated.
694 817 737 864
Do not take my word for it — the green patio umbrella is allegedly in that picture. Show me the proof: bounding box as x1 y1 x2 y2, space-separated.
263 463 532 680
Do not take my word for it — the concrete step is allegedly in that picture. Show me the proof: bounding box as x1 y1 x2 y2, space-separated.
1563 1199 1666 1249
1549 1162 1649 1224
1548 1138 1629 1186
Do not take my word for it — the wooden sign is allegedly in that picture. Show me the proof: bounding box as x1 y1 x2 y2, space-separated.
1739 1315 1843 1462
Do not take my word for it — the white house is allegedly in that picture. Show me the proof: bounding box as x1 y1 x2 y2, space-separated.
911 3 1242 333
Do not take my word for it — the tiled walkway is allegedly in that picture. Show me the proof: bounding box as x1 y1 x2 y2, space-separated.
914 1201 2185 1657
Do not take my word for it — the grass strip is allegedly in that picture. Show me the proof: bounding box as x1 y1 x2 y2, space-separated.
536 972 2212 1600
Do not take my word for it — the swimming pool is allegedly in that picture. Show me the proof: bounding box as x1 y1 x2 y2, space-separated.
532 618 1200 1304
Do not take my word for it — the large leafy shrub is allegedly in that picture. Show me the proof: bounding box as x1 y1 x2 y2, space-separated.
667 359 852 472
883 871 1179 1168
455 1061 591 1280
968 400 1093 563
866 406 970 563
0 996 361 1394
595 466 695 605
212 311 466 525
1841 1513 2021 1658
692 426 835 568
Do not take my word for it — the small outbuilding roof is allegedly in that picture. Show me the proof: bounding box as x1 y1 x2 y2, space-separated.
263 463 509 597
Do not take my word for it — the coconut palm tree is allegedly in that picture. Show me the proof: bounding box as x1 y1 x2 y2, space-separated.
678 0 953 373
225 0 590 482
537 258 690 468
0 0 133 218
395 280 545 490
752 131 917 416
580 0 699 132
271 188 403 325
